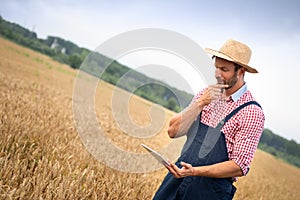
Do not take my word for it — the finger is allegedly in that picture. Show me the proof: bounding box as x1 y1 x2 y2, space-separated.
212 87 224 94
180 162 192 175
171 163 181 171
213 84 225 88
180 161 192 169
171 163 185 178
165 165 176 176
174 163 187 178
165 163 174 171
210 92 221 100
209 87 222 94
215 84 229 88
167 164 180 178
181 162 195 175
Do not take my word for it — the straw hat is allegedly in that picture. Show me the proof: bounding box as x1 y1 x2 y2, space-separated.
205 39 258 73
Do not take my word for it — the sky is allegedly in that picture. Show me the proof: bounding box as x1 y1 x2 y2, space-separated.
1 0 300 142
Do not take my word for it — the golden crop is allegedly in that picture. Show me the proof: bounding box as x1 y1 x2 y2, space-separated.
0 37 299 200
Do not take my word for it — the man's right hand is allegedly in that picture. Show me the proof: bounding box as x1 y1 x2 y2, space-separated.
196 84 228 108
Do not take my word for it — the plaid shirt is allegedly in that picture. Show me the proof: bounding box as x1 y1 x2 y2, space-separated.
194 84 265 175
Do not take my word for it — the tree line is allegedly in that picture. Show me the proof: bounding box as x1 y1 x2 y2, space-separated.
259 129 300 167
0 16 192 112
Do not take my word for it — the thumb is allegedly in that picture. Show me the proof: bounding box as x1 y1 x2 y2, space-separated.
180 161 191 168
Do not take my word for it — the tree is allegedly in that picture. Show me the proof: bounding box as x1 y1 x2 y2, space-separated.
167 97 178 111
69 54 82 69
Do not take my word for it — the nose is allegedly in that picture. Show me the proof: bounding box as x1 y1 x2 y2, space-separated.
215 68 223 83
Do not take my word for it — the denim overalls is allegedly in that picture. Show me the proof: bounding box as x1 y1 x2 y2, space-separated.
153 101 260 200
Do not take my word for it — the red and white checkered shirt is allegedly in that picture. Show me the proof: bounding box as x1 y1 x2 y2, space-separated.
194 84 265 176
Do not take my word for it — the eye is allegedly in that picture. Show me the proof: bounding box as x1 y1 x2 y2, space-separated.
220 67 229 72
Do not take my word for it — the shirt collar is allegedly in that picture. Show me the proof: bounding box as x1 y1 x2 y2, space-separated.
229 83 247 102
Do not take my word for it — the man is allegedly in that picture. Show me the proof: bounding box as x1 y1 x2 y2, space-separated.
153 39 265 200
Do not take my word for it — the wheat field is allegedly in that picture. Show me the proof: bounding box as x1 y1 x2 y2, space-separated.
0 37 299 199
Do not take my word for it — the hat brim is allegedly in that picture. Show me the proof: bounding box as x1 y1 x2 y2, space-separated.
205 48 258 73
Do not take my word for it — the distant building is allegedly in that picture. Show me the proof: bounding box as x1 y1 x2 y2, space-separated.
61 47 66 54
51 38 66 54
50 38 59 49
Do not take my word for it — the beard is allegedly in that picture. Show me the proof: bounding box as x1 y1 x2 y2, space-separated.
224 72 238 90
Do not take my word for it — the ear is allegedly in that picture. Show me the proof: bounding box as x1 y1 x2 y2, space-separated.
239 67 246 76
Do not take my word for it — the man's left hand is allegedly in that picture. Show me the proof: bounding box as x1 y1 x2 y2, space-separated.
166 161 194 178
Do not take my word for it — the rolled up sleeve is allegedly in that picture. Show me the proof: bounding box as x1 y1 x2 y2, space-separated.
230 105 265 175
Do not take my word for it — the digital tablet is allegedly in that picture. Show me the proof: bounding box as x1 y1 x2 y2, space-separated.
141 144 170 166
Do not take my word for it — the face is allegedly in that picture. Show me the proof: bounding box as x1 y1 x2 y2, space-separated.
214 57 244 90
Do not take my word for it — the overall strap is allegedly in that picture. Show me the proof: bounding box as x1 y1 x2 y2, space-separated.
216 101 261 130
